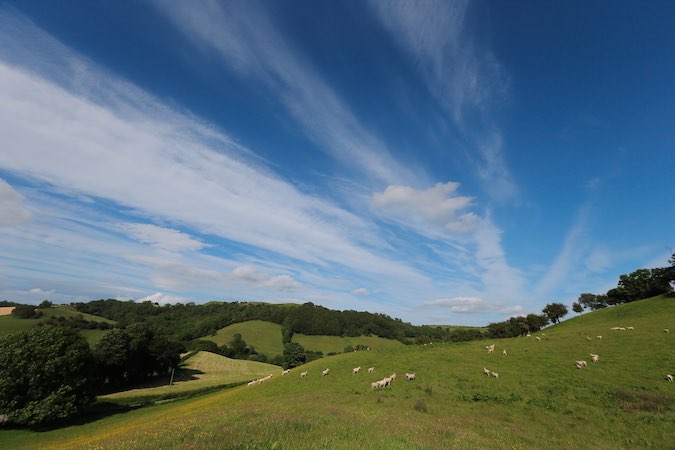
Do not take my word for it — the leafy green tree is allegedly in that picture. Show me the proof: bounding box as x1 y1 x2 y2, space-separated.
542 303 568 324
572 302 584 313
282 342 306 369
525 314 549 332
12 304 42 319
38 300 53 309
0 326 95 425
94 328 131 389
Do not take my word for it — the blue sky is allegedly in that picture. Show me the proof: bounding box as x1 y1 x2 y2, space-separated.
0 1 673 325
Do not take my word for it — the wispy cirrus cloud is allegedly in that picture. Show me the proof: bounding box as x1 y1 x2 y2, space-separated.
368 0 517 202
147 0 422 187
0 178 32 225
425 296 523 315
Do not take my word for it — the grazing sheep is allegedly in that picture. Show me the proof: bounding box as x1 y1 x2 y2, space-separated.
282 369 290 376
483 367 491 376
491 372 499 379
535 336 541 342
371 381 379 389
390 373 397 381
590 353 599 363
575 360 588 369
300 371 308 378
322 368 330 376
586 336 592 341
353 366 361 374
596 335 603 340
627 326 634 330
368 367 375 373
526 332 531 337
667 374 673 382
611 327 620 330
486 344 495 353
405 373 416 381
665 328 670 333
503 349 507 356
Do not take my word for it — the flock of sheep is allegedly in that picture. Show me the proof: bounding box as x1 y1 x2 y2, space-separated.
248 324 673 389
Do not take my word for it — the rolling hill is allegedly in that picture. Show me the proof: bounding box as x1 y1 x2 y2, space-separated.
1 295 672 449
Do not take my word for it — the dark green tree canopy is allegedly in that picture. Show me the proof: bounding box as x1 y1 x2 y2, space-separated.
0 326 95 425
542 303 568 324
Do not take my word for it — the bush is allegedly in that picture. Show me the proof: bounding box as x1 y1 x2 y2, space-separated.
11 304 42 319
0 326 95 425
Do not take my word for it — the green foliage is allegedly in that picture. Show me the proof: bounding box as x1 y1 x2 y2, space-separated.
282 342 306 369
542 302 568 324
12 304 42 319
572 301 584 313
38 300 53 309
0 326 95 425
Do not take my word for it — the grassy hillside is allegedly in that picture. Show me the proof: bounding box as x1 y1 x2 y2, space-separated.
42 305 116 324
1 295 673 449
293 333 404 354
205 320 284 356
0 314 40 336
100 351 280 404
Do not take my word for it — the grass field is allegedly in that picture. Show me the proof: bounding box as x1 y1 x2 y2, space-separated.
1 295 673 449
42 305 116 324
100 351 280 404
0 314 40 336
292 333 404 354
205 320 285 356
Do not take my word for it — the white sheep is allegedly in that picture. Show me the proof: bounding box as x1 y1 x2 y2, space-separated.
665 328 670 333
405 373 416 381
596 335 603 340
368 367 375 373
575 360 588 369
483 367 491 376
371 381 379 389
486 344 495 353
611 327 620 330
502 349 507 356
590 353 599 363
390 373 397 381
667 374 673 382
535 336 541 342
491 372 499 379
300 371 308 378
281 369 290 376
627 326 634 330
353 366 361 374
322 368 330 376
586 336 592 341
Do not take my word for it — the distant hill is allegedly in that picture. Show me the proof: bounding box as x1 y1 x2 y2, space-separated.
4 295 671 449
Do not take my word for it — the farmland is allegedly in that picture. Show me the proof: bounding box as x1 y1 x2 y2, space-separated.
1 295 673 449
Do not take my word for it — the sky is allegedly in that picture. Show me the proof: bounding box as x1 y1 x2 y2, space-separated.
0 0 673 326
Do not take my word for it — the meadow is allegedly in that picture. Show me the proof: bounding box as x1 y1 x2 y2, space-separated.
1 295 672 449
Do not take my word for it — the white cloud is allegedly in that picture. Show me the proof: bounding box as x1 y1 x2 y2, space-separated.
0 178 32 225
147 0 423 187
231 265 301 292
138 292 192 305
120 223 207 252
352 288 369 296
262 275 301 292
29 287 54 296
372 182 478 235
425 296 522 315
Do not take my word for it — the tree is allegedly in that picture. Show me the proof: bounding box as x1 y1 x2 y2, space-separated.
39 300 53 309
94 328 131 389
525 313 549 332
542 303 568 324
572 302 584 313
282 342 306 369
0 326 95 425
12 304 42 319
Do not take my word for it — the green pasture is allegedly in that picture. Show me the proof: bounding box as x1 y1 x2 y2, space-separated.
204 320 285 356
100 351 280 404
42 305 116 324
1 295 673 449
0 314 40 336
292 333 404 354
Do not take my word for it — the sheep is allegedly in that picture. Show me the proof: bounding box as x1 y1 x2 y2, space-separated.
502 349 507 356
535 336 541 342
322 368 330 376
526 332 531 337
618 327 626 331
282 369 290 376
586 336 592 341
405 373 416 381
596 335 603 340
300 371 308 378
483 367 491 376
627 326 634 330
667 374 673 382
353 366 361 374
247 380 257 387
491 372 499 379
665 328 670 333
590 353 599 363
486 344 495 353
575 360 588 369
368 367 375 373
371 381 379 389
390 373 397 381
611 327 620 330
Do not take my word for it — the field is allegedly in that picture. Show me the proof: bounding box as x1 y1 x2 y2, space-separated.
0 306 15 316
100 351 280 403
1 295 673 449
204 320 285 356
292 333 404 354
